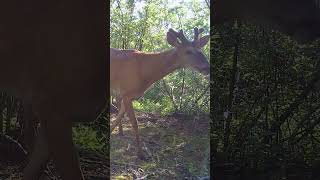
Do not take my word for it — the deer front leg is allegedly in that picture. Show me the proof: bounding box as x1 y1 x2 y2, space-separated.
23 125 49 180
116 97 124 135
110 100 125 134
123 97 144 159
118 117 124 135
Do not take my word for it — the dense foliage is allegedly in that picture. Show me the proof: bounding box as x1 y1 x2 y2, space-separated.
212 21 320 179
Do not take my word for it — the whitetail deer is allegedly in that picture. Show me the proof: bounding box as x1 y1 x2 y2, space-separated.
0 1 107 180
110 27 210 158
213 0 320 42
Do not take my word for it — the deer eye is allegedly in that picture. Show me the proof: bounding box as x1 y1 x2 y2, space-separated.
186 50 193 55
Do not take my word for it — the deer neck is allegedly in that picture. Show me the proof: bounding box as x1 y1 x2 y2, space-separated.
139 49 182 87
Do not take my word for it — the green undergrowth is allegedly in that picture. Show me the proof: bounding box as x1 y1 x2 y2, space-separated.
133 98 174 116
72 125 108 154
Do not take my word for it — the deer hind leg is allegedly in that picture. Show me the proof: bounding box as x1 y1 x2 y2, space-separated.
21 102 37 153
45 114 84 180
26 107 84 180
23 124 49 180
23 112 84 180
110 100 125 134
123 97 144 159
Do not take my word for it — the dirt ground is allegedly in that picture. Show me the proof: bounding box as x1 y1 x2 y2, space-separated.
110 111 210 179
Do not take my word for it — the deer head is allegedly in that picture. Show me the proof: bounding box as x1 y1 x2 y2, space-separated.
167 27 210 76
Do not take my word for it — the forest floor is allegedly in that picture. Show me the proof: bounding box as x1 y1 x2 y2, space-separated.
0 111 209 180
0 133 109 180
110 111 210 179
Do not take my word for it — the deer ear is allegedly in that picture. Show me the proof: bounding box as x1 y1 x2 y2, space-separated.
167 31 180 47
196 35 210 48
